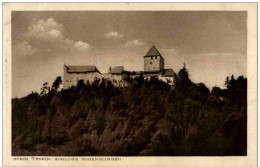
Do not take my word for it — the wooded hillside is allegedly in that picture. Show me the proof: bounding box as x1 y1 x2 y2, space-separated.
12 66 247 156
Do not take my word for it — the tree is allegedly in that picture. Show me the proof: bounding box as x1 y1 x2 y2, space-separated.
197 83 210 97
223 75 247 106
176 63 191 90
51 76 62 91
77 80 86 90
178 64 189 81
211 86 223 99
40 82 50 95
210 86 224 106
26 91 39 100
236 76 247 105
225 76 230 88
230 75 236 87
138 72 144 85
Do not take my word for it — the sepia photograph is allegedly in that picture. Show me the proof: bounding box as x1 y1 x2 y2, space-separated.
3 2 258 167
11 10 248 156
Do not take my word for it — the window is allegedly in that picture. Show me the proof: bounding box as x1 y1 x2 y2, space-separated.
151 57 153 60
150 62 152 64
155 56 157 59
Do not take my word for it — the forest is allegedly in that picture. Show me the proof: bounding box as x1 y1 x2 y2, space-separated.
12 66 247 156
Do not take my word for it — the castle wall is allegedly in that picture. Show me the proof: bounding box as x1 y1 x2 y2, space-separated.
160 58 164 70
158 76 174 85
63 71 174 89
144 56 164 71
102 73 122 81
63 70 102 89
102 73 128 87
63 66 73 89
64 72 131 89
143 76 174 86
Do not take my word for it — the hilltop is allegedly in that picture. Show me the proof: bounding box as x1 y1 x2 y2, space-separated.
12 66 247 156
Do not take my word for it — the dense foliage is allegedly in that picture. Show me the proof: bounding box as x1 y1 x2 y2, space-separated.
12 67 247 156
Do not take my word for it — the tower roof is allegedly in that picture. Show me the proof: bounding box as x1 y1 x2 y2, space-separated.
144 45 164 59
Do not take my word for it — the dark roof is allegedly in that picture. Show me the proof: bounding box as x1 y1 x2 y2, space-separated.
131 70 162 75
144 70 162 74
131 69 174 76
131 71 142 75
163 69 175 77
65 65 100 73
111 66 124 74
144 45 164 60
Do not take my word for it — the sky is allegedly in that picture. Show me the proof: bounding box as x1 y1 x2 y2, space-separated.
12 11 247 98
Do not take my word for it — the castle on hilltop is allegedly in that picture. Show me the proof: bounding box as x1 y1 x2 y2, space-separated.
63 45 175 89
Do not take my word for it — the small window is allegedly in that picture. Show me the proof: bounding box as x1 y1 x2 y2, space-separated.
151 57 153 60
155 56 157 59
150 62 152 64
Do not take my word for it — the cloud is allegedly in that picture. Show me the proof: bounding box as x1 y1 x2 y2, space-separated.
24 18 90 53
12 18 94 98
46 29 62 38
27 18 63 40
74 41 90 51
123 40 145 48
104 31 124 38
13 41 36 57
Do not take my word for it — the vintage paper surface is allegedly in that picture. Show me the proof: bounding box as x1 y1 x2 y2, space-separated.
3 3 257 167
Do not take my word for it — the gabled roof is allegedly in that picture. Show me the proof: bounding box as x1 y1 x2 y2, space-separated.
163 69 175 77
144 45 164 60
65 65 100 73
111 66 124 74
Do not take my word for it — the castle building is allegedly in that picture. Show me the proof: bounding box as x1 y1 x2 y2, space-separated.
144 45 164 71
142 46 174 80
63 65 101 89
63 45 175 89
102 66 131 87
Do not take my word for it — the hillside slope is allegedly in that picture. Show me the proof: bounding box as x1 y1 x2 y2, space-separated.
12 75 247 156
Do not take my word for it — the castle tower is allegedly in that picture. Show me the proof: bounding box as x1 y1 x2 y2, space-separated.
144 45 164 71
